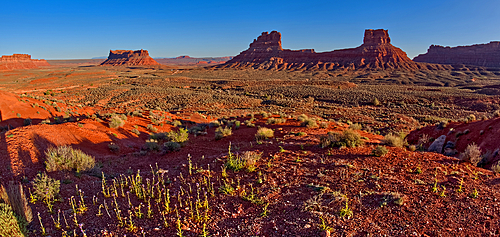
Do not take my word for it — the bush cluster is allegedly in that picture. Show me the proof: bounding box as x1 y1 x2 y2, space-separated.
383 133 405 148
372 146 388 157
320 130 364 148
215 126 232 140
255 127 274 141
460 143 482 166
45 146 95 173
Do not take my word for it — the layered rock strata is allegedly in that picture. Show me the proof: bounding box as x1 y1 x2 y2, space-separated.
100 49 160 66
413 42 500 68
0 54 50 70
215 29 449 71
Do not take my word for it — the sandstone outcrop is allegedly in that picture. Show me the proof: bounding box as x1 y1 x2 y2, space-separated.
413 42 500 68
214 29 449 71
0 54 50 70
100 49 160 66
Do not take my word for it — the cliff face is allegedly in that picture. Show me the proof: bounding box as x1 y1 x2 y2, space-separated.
100 49 160 66
0 54 50 70
413 42 500 68
216 29 445 71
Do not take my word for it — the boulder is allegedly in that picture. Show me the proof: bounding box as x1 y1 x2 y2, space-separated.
428 135 447 153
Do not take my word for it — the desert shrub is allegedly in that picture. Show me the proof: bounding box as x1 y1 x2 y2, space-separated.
215 126 232 140
466 114 476 122
32 173 60 205
255 127 274 141
491 160 500 173
109 115 125 128
23 118 31 126
384 133 405 148
372 146 388 157
234 121 241 129
0 203 27 237
460 143 482 166
301 118 318 128
493 110 500 117
244 119 255 127
321 130 364 148
164 141 181 152
297 114 308 122
348 123 362 130
225 151 262 172
408 145 417 151
147 124 158 132
319 122 329 129
266 118 287 125
131 128 140 135
372 98 380 106
168 128 189 144
437 121 448 129
45 146 95 173
171 120 182 127
143 139 160 151
108 143 120 153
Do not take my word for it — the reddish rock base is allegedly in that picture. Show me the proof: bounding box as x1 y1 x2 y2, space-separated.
100 49 160 66
214 29 451 71
0 54 50 70
413 42 500 68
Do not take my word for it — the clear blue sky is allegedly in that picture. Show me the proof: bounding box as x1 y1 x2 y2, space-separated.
1 0 499 59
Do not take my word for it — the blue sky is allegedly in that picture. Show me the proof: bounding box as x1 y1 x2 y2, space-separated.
1 0 499 59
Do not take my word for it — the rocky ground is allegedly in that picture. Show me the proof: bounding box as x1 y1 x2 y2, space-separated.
1 65 500 236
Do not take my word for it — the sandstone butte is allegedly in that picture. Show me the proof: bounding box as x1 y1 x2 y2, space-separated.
413 41 500 68
100 49 160 66
0 54 50 70
214 29 451 71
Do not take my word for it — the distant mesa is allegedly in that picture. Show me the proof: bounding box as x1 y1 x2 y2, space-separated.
0 54 50 70
214 29 449 71
100 49 160 66
413 42 500 68
155 56 232 65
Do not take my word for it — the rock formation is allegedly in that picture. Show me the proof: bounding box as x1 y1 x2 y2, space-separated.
0 54 50 70
214 29 448 71
155 56 232 65
100 49 160 66
413 42 500 68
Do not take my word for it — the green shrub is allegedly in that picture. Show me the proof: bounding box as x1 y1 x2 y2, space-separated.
0 203 27 237
384 133 405 148
266 118 286 125
147 124 158 132
143 139 160 151
23 118 32 126
460 143 482 166
320 130 364 148
215 126 232 140
225 151 262 172
348 123 362 130
301 118 318 128
32 173 60 205
491 160 500 173
131 128 140 135
255 127 274 141
164 141 181 152
297 114 308 122
234 121 241 129
45 146 95 173
168 128 189 144
372 98 380 106
372 146 388 157
171 120 182 127
109 115 125 128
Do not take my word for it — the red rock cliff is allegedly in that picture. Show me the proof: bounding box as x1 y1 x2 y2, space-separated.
100 49 160 66
216 29 446 71
0 54 50 70
413 42 500 68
